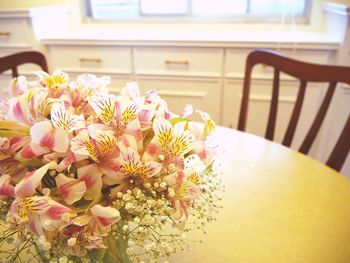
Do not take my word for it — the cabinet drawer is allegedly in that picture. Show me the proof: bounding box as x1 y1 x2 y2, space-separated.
134 47 223 77
49 46 132 74
0 18 31 47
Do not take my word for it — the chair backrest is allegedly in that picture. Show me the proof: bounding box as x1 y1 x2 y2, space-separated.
0 51 48 77
238 49 350 172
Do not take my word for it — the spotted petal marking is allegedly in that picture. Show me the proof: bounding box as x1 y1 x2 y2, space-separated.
51 102 70 130
51 102 85 132
71 130 98 161
37 70 68 90
187 171 202 186
121 103 138 125
32 89 51 118
120 148 161 178
91 130 117 155
153 118 173 152
89 94 116 125
169 131 194 156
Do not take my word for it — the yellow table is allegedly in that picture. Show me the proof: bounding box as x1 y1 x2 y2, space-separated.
171 126 350 263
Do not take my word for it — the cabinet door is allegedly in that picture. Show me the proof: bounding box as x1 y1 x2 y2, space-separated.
135 76 222 124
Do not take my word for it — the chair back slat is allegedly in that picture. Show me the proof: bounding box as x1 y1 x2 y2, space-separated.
12 67 19 78
238 49 350 171
238 62 253 131
326 114 350 171
0 51 48 77
265 68 280 140
299 82 336 154
283 80 307 147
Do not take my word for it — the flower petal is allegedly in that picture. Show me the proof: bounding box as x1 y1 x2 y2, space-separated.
71 130 97 160
52 127 69 152
0 174 15 198
46 200 72 220
30 120 54 148
120 82 140 99
144 161 162 178
15 161 57 198
88 93 117 125
51 102 85 132
31 120 69 153
91 205 120 229
55 173 86 205
7 92 32 125
153 117 173 152
28 214 44 236
17 142 50 158
11 76 28 96
77 164 103 200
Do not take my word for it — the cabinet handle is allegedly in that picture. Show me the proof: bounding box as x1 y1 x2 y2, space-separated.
79 58 101 63
165 60 189 65
0 32 11 36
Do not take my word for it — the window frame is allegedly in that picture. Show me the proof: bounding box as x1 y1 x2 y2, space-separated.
83 0 312 24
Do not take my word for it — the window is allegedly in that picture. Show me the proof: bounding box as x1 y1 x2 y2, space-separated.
86 0 309 21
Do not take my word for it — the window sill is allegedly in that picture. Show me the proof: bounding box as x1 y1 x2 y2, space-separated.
41 28 341 50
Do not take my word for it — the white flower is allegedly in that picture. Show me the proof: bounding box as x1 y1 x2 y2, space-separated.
168 188 175 198
125 202 134 210
67 237 77 247
42 242 51 251
59 257 68 263
126 247 134 255
44 219 51 226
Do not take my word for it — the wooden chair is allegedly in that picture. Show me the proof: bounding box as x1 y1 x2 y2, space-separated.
238 49 350 172
0 51 48 77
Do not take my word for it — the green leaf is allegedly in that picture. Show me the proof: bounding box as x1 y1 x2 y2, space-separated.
0 121 29 137
170 117 189 129
15 157 43 168
202 162 214 175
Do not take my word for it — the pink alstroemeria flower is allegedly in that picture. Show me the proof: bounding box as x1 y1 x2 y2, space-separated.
88 93 143 149
55 164 103 204
166 169 202 221
108 147 162 192
30 119 69 153
90 204 121 232
71 128 136 180
143 117 195 162
7 90 33 126
7 161 73 236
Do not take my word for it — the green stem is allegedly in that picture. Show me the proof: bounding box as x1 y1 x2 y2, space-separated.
35 243 48 263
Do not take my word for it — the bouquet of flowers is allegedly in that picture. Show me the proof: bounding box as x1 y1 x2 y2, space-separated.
0 70 222 263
